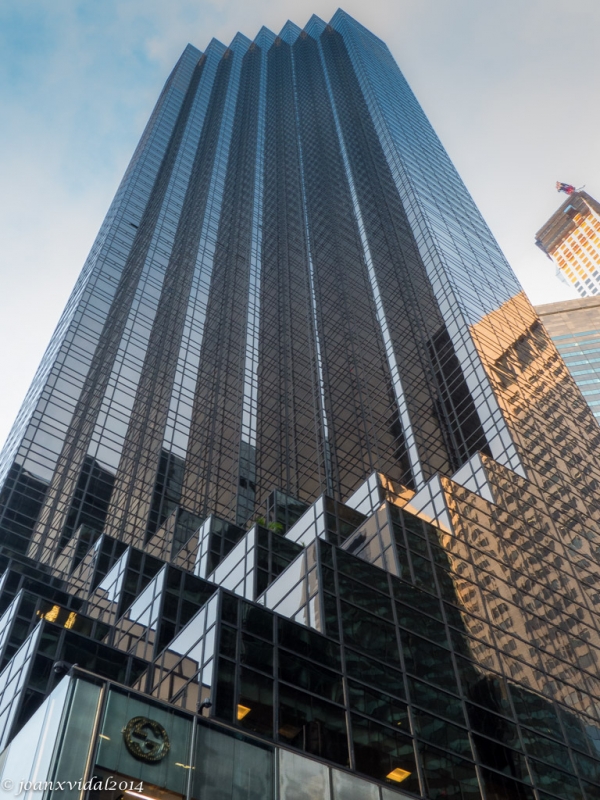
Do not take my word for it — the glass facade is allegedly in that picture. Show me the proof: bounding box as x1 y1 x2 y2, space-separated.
0 9 599 800
536 296 600 424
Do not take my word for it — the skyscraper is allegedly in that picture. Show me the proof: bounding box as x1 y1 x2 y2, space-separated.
0 10 599 800
536 296 600 424
535 190 600 297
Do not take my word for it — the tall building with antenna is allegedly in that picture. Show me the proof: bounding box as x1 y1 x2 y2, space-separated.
536 190 600 296
0 11 599 800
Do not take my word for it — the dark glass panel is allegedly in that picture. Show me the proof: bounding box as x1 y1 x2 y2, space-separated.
528 759 584 800
345 648 405 698
278 684 348 766
219 625 237 659
414 709 472 757
278 617 340 668
418 742 481 800
572 750 600 786
395 602 448 644
215 657 235 723
0 463 49 555
408 677 465 726
341 603 399 665
509 684 564 740
479 767 536 800
238 667 273 738
347 681 408 730
240 632 273 675
193 723 274 800
61 455 116 550
338 573 393 619
466 703 521 748
351 714 419 793
400 630 458 692
472 733 529 780
279 653 342 702
221 594 239 626
521 727 573 770
335 548 390 595
390 576 442 619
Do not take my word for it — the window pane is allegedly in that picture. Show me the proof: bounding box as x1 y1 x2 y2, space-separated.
279 748 331 800
332 768 379 800
193 724 274 800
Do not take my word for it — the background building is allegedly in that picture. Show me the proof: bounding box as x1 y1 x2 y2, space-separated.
536 295 600 424
0 10 599 800
535 191 600 296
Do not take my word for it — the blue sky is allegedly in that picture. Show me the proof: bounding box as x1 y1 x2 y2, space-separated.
1 0 599 446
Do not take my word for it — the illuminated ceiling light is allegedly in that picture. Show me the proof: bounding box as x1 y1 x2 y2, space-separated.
237 704 251 720
175 763 193 769
64 612 77 629
124 792 159 800
386 767 411 783
98 734 110 741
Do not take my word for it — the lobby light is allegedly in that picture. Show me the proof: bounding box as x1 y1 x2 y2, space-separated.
386 768 411 783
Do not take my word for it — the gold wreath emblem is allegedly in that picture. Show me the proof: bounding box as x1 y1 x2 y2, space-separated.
123 716 170 763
